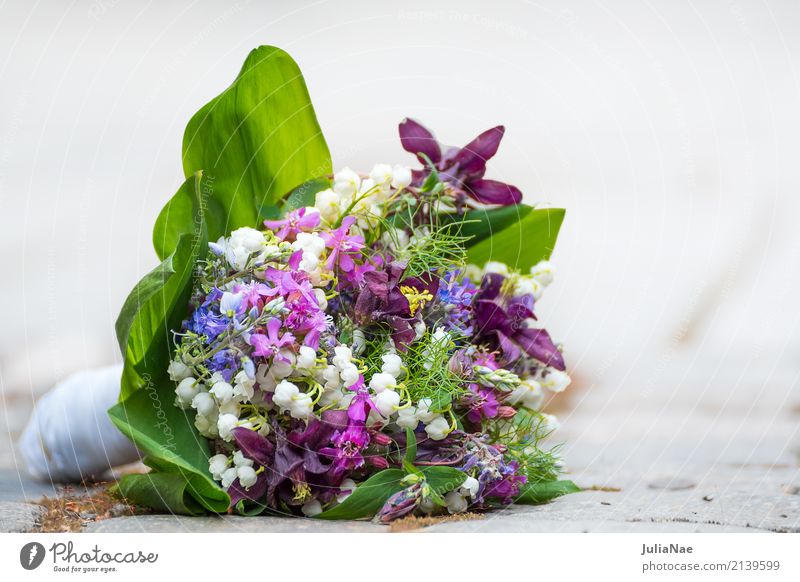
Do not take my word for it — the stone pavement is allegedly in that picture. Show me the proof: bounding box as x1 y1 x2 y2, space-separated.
1 353 798 533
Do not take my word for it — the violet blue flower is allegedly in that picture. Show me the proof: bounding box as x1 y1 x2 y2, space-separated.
399 118 523 206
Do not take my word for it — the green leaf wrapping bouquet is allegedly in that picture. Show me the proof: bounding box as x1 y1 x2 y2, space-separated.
109 46 578 520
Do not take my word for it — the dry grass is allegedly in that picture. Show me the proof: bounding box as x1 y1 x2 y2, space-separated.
35 485 136 532
389 512 484 532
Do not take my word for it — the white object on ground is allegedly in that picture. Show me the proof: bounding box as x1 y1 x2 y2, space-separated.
17 364 140 482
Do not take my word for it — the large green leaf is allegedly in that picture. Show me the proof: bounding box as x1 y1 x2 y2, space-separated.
108 387 230 514
445 203 533 247
117 172 209 401
516 479 580 504
466 207 565 271
152 172 226 261
112 472 205 516
420 466 467 496
182 45 332 236
316 469 405 520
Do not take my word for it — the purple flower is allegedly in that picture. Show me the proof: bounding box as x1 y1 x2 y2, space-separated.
320 379 375 479
283 298 328 349
250 318 296 358
353 261 439 349
264 207 320 241
465 383 500 424
319 216 364 273
472 273 565 370
263 259 317 306
399 118 522 206
377 481 423 522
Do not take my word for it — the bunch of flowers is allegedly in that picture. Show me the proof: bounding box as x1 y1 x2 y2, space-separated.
165 119 573 520
109 46 578 521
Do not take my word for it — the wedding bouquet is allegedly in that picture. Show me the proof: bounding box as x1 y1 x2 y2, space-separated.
108 46 578 520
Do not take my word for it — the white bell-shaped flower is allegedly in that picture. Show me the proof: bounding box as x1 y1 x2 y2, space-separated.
237 466 258 489
369 372 397 394
333 167 361 197
530 260 555 287
373 389 400 418
221 466 239 488
297 345 317 370
391 165 412 189
395 406 418 429
174 377 200 408
381 353 403 378
445 490 469 513
210 381 234 404
424 416 451 441
208 454 229 480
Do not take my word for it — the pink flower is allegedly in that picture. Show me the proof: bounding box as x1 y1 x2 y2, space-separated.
264 207 320 241
250 318 296 358
319 216 364 273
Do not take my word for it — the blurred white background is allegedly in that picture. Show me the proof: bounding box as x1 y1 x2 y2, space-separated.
1 0 799 442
